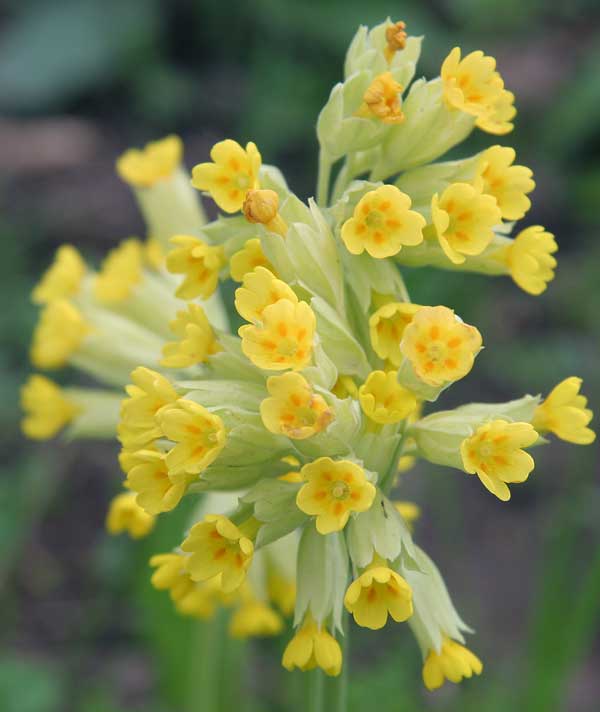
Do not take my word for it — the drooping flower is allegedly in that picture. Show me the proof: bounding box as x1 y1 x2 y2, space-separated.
117 135 183 188
422 638 483 690
460 420 538 501
502 225 557 295
30 300 90 369
282 614 342 676
235 266 297 324
161 303 220 368
341 185 425 258
229 589 284 638
359 370 417 424
31 245 86 304
369 301 421 366
296 457 376 534
166 235 225 300
356 72 404 124
20 375 79 440
533 377 595 445
475 146 535 221
106 491 155 538
230 238 275 282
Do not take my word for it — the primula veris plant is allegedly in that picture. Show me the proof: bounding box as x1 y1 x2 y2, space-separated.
22 17 594 698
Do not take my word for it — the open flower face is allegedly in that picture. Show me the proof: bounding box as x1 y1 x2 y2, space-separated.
369 301 422 366
400 306 482 387
341 185 425 258
460 419 538 501
191 139 261 213
296 457 376 534
356 72 404 125
260 372 333 439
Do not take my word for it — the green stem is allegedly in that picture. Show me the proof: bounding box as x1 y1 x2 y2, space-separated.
396 267 411 302
307 669 325 712
317 148 332 207
327 614 349 712
187 612 225 712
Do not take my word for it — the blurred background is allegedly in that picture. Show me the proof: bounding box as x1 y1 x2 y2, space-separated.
1 1 599 710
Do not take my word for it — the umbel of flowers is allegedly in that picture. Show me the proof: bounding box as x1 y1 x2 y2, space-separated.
21 18 594 693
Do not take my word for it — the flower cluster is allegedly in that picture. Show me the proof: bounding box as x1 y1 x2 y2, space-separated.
21 18 594 693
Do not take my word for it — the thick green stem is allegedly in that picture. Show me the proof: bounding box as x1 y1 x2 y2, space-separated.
187 612 226 712
327 614 349 712
307 669 325 712
317 148 332 207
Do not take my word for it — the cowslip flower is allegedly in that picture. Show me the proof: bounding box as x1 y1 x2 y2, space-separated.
239 298 315 371
31 245 86 304
400 306 482 387
161 303 219 368
230 238 275 282
344 557 413 629
235 266 297 324
282 614 342 676
124 449 195 514
533 377 595 445
166 235 225 300
191 139 261 213
422 638 483 691
475 145 535 221
296 457 376 534
116 135 183 188
106 491 155 538
243 189 288 237
501 225 557 295
30 300 90 369
20 375 79 439
461 420 538 501
182 514 255 592
356 72 404 124
359 370 417 424
431 182 501 264
94 238 143 303
260 372 333 439
341 185 425 258
369 301 421 366
157 399 226 476
229 591 284 639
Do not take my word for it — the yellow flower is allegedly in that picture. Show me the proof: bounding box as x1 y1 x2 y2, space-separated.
144 236 165 270
230 238 274 282
475 146 535 220
119 367 178 449
393 501 421 529
157 399 226 476
94 238 143 303
422 638 483 691
356 72 404 124
235 266 297 324
166 235 225 300
533 377 595 445
344 558 413 629
331 375 359 399
441 47 514 134
239 298 315 371
397 455 416 473
341 185 425 259
461 420 538 501
161 303 220 368
282 614 342 676
116 135 183 188
191 139 261 213
369 302 421 367
150 552 197 602
296 457 376 534
400 305 482 387
31 245 86 305
359 370 417 424
229 596 283 638
30 300 90 369
106 491 155 538
260 372 333 439
502 225 557 295
125 449 195 514
243 189 288 237
175 576 225 620
268 572 296 616
384 20 407 62
431 183 501 265
20 375 79 440
181 514 254 593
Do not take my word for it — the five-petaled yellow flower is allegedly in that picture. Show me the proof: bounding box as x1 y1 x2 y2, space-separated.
106 491 155 538
356 72 404 124
461 419 538 501
157 399 226 476
191 139 261 213
431 183 501 264
422 638 483 691
229 592 283 639
401 306 482 387
260 372 333 439
475 146 535 221
341 185 425 258
166 235 225 300
230 238 275 282
369 301 421 366
239 298 315 371
359 370 417 424
296 457 376 534
533 377 595 445
161 303 220 368
235 266 297 324
502 225 557 295
116 135 183 188
20 374 79 440
344 557 413 629
31 245 86 304
282 614 342 676
182 514 254 593
30 299 90 370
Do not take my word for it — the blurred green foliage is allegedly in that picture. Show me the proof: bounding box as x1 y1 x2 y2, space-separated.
1 0 598 710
